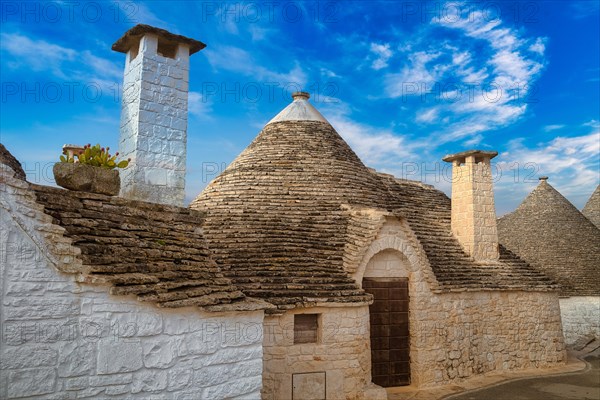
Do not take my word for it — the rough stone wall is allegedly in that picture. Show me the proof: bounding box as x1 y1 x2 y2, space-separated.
118 33 189 207
411 291 565 387
261 306 386 400
450 156 499 261
0 166 264 399
559 297 600 345
354 218 566 388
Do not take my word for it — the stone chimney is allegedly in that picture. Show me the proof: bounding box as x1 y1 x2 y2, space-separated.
443 150 499 261
112 25 205 206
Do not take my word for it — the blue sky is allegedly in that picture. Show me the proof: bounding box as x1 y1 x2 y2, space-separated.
1 0 599 214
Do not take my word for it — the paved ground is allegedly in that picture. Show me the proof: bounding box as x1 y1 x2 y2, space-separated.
445 355 599 400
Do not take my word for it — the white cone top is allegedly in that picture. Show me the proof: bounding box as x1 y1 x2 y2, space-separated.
266 92 329 125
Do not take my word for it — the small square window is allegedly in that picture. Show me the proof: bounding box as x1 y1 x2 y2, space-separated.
294 314 319 344
157 39 177 59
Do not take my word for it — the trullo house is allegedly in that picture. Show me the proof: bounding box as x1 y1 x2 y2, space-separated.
1 24 568 400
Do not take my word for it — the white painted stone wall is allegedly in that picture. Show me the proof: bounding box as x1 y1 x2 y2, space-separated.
559 296 600 345
354 217 566 388
0 165 264 399
118 33 189 207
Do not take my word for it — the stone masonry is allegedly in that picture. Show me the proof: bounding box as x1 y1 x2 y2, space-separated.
443 150 500 261
114 26 204 207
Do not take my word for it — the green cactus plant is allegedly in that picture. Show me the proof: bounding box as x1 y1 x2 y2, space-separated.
60 144 130 169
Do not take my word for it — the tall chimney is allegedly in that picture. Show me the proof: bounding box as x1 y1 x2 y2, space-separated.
443 150 499 261
112 25 205 206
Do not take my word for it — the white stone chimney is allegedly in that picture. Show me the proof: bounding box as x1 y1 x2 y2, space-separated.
443 150 499 261
112 25 205 206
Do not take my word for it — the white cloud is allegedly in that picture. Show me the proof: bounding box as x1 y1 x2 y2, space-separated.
0 33 76 78
570 1 600 19
249 26 266 41
378 4 547 144
370 42 393 70
583 119 600 128
385 50 443 95
204 45 307 86
81 51 122 80
319 100 418 171
0 32 121 90
320 68 339 78
188 91 214 120
529 38 546 55
415 107 439 123
130 3 173 30
543 124 565 132
496 127 600 210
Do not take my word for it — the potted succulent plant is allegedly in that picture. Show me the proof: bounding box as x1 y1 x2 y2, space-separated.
53 144 130 196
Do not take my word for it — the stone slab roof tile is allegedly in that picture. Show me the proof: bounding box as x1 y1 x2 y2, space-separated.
31 184 270 311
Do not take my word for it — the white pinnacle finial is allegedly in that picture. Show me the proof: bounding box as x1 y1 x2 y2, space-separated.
266 92 328 125
292 91 310 101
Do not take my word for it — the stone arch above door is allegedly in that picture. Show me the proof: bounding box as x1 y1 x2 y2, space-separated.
364 249 411 278
352 217 433 286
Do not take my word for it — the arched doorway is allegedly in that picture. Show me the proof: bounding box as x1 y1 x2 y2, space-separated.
362 249 411 387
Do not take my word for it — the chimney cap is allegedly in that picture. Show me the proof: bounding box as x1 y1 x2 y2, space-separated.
539 176 549 181
292 91 310 101
112 24 206 55
442 149 498 163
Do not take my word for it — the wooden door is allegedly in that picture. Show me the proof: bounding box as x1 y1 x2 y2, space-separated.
363 278 410 387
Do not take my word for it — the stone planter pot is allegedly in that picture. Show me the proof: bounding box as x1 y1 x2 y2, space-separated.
53 163 120 196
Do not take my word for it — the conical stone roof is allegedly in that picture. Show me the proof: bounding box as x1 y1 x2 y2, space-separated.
190 93 390 311
497 178 600 296
582 185 600 229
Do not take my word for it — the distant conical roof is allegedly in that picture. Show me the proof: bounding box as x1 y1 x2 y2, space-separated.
497 178 600 295
582 185 600 229
0 143 26 180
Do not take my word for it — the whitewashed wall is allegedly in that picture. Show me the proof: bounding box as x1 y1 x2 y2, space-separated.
560 297 600 346
0 165 264 399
